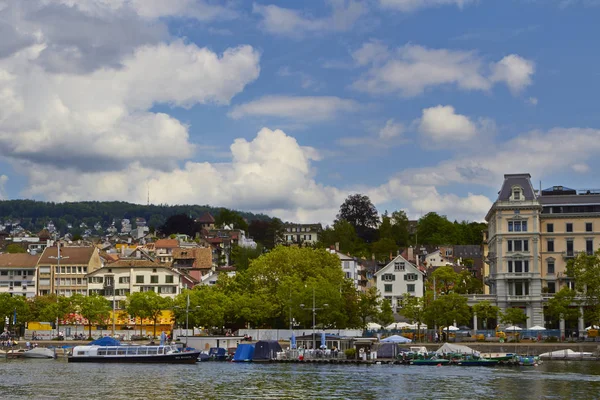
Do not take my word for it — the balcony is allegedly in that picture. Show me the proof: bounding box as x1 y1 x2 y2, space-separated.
505 272 534 279
506 295 533 302
562 251 582 260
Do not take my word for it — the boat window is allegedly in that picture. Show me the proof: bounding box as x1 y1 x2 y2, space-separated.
138 348 148 355
77 351 86 355
117 348 127 355
98 349 107 356
127 347 138 355
147 347 158 355
107 348 117 356
157 347 164 355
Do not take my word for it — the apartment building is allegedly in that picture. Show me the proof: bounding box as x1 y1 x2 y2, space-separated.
283 223 322 246
485 174 600 329
0 253 39 298
36 246 102 296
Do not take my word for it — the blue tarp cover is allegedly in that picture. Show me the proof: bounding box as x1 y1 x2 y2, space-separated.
89 337 121 346
233 344 255 362
252 340 282 361
209 347 227 357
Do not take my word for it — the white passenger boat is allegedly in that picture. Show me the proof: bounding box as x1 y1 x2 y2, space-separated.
539 349 594 359
68 344 200 364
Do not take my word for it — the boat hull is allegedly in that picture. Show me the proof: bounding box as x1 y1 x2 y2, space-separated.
68 351 201 364
23 349 55 359
456 360 499 366
410 359 450 366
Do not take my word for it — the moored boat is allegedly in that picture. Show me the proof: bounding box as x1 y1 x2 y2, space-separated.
68 344 200 364
6 349 26 359
23 347 55 359
455 357 499 366
410 357 450 366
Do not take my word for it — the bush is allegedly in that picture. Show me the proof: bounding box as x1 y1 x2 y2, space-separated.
344 348 356 359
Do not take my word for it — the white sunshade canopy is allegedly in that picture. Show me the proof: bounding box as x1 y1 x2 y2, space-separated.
504 326 523 331
528 325 546 331
441 326 459 331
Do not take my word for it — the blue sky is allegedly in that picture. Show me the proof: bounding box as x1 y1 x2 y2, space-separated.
1 0 599 224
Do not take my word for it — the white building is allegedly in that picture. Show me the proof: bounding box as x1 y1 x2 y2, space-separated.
284 223 322 246
328 248 361 290
424 250 452 268
374 255 425 311
87 260 183 309
0 253 39 298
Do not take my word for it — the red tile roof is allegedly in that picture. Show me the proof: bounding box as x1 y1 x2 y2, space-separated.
0 253 40 268
154 239 179 249
38 246 96 265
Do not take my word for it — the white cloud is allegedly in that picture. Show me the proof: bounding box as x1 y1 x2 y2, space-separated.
527 97 538 106
379 0 477 12
253 0 366 37
352 43 534 96
229 96 359 122
490 54 535 94
0 41 260 171
397 127 600 189
418 105 477 142
0 175 7 199
571 163 590 173
379 119 404 139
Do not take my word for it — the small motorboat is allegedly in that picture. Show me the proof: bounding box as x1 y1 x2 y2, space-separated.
23 347 56 359
539 349 593 360
6 349 26 359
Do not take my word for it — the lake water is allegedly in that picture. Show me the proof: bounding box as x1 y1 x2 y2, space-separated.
1 359 600 399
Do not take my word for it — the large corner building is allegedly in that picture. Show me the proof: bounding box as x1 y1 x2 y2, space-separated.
485 173 600 329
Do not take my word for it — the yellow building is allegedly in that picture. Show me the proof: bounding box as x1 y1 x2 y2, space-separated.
485 174 600 332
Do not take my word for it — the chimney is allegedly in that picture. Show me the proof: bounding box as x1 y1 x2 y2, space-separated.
397 249 400 256
335 242 339 252
389 252 393 261
371 253 375 261
408 246 414 262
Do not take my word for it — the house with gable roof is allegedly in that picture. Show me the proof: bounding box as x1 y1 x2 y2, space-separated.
374 254 425 311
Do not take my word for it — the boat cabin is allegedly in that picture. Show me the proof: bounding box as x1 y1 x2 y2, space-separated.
72 345 180 357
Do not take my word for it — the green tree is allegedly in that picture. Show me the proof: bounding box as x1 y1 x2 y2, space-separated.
356 287 380 327
472 301 500 330
371 238 397 262
318 219 364 256
77 294 112 339
124 292 151 336
501 307 528 326
430 266 459 295
377 299 395 327
337 193 379 230
399 294 427 335
230 244 263 272
390 210 410 246
416 212 457 245
545 288 580 326
214 208 249 232
5 243 26 253
455 270 484 295
426 293 471 336
567 250 600 324
144 291 173 338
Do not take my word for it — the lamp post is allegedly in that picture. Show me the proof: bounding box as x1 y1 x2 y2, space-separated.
300 287 328 351
174 293 199 348
49 241 69 340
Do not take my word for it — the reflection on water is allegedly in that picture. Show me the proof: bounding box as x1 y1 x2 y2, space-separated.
2 359 600 399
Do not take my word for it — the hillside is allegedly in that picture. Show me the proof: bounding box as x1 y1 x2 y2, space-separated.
0 200 272 234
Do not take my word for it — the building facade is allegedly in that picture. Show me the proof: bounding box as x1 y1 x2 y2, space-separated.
87 260 183 309
284 223 322 246
0 253 39 298
36 246 102 296
374 254 425 311
485 174 600 329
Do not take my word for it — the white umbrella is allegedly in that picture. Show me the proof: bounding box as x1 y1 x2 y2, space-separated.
385 322 411 330
529 325 546 331
504 326 522 331
366 322 382 330
407 323 427 330
441 326 459 331
585 325 600 331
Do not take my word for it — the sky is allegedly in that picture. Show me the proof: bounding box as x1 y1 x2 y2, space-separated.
1 0 600 225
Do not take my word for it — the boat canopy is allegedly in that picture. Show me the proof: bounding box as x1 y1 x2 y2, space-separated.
252 340 282 361
233 344 255 362
435 343 480 356
89 337 121 346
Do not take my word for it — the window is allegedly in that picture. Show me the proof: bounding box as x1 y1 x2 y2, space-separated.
508 240 529 252
547 240 554 252
547 223 554 233
384 284 393 293
381 273 395 282
407 284 415 293
119 277 130 284
508 220 527 232
547 262 555 275
394 262 405 271
89 277 103 284
566 239 574 257
587 239 594 255
345 272 351 279
586 223 593 232
404 273 418 281
566 223 573 233
150 275 159 284
508 260 529 273
445 249 452 256
165 275 174 284
136 275 144 284
512 187 521 200
547 282 556 294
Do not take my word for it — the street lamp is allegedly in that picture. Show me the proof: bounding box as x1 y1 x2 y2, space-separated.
49 241 69 340
174 293 200 348
300 287 328 351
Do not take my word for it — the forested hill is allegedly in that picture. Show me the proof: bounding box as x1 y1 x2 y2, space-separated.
0 200 272 233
